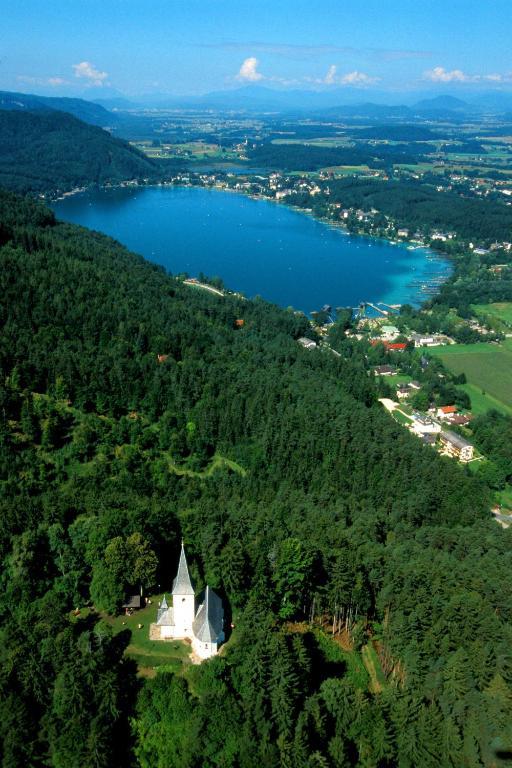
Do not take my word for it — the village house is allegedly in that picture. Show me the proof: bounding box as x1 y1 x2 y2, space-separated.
396 384 411 399
380 324 400 341
439 431 474 462
373 364 397 376
150 545 225 661
436 405 457 420
409 333 451 348
449 414 472 427
298 337 317 350
410 413 441 437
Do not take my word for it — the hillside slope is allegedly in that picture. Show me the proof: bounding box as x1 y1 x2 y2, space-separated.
0 89 115 126
0 109 159 194
1 190 511 767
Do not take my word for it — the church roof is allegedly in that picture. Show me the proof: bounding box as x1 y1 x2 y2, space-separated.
192 586 224 643
156 594 169 623
172 544 195 596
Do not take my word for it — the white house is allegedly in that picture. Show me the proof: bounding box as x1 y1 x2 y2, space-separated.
151 544 225 660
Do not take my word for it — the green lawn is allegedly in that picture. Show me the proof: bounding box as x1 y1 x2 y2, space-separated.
429 341 512 414
102 595 191 677
497 484 512 512
392 409 413 426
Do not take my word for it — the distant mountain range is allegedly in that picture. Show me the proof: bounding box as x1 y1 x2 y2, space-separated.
114 86 512 117
2 87 512 128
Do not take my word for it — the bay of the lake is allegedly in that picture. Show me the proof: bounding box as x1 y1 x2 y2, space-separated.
52 186 450 314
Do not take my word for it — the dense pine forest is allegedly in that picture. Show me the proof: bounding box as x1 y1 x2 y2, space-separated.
1 188 512 766
0 110 160 194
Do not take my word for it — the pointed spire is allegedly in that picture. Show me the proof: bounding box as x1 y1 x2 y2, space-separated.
156 593 169 623
172 543 195 596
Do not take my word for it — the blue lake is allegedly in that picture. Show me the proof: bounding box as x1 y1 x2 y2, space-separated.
52 186 450 314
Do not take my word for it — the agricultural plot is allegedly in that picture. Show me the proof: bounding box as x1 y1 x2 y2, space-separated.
430 340 512 414
473 302 512 331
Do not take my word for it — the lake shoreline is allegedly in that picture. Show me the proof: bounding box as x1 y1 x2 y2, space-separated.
51 182 452 313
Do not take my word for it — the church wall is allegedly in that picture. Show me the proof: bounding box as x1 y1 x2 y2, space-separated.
192 635 218 660
172 594 195 637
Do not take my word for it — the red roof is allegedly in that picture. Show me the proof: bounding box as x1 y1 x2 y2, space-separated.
440 405 457 413
370 340 407 351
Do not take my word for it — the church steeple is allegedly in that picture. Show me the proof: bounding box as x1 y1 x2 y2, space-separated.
172 542 195 596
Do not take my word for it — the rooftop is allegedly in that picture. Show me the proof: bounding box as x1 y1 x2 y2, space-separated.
172 544 195 596
192 586 224 643
440 430 472 450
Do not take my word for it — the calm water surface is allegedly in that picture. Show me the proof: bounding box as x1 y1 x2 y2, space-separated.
52 186 450 314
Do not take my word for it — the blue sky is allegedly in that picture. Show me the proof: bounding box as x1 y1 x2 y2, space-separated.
1 0 511 97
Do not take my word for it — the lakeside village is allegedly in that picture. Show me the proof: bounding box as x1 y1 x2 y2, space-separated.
185 272 509 523
141 166 512 260
299 313 481 462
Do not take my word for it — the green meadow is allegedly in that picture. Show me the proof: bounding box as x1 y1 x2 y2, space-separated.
429 339 512 415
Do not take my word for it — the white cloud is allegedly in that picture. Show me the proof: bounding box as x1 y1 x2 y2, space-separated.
324 65 338 85
424 66 469 83
72 61 108 86
17 75 68 87
339 70 379 85
236 57 263 82
424 66 512 84
315 65 379 87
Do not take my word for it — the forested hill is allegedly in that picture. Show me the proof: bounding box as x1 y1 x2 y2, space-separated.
0 89 115 127
1 188 512 767
0 109 160 194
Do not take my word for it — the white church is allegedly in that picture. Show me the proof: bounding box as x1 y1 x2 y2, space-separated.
150 544 225 660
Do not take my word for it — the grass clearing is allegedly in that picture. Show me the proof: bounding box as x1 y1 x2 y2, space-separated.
313 629 369 690
498 485 512 511
392 409 413 426
163 451 247 479
429 341 512 413
101 595 191 677
362 643 387 693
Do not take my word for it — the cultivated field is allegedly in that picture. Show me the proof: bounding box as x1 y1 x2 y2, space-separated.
430 339 512 414
473 302 512 330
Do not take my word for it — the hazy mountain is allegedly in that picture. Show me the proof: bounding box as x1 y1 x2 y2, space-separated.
0 90 116 127
314 102 412 119
413 95 471 112
93 97 142 111
131 85 400 113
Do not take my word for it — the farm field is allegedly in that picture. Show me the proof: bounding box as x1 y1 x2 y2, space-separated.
473 302 512 330
429 340 512 414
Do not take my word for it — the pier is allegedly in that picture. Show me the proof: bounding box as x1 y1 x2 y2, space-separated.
365 302 388 316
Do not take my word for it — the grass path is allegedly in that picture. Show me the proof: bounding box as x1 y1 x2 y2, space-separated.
362 643 387 694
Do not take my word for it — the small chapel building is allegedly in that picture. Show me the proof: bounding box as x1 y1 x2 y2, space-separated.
150 544 225 660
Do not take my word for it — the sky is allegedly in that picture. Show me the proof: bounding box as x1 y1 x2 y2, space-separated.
1 0 511 99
